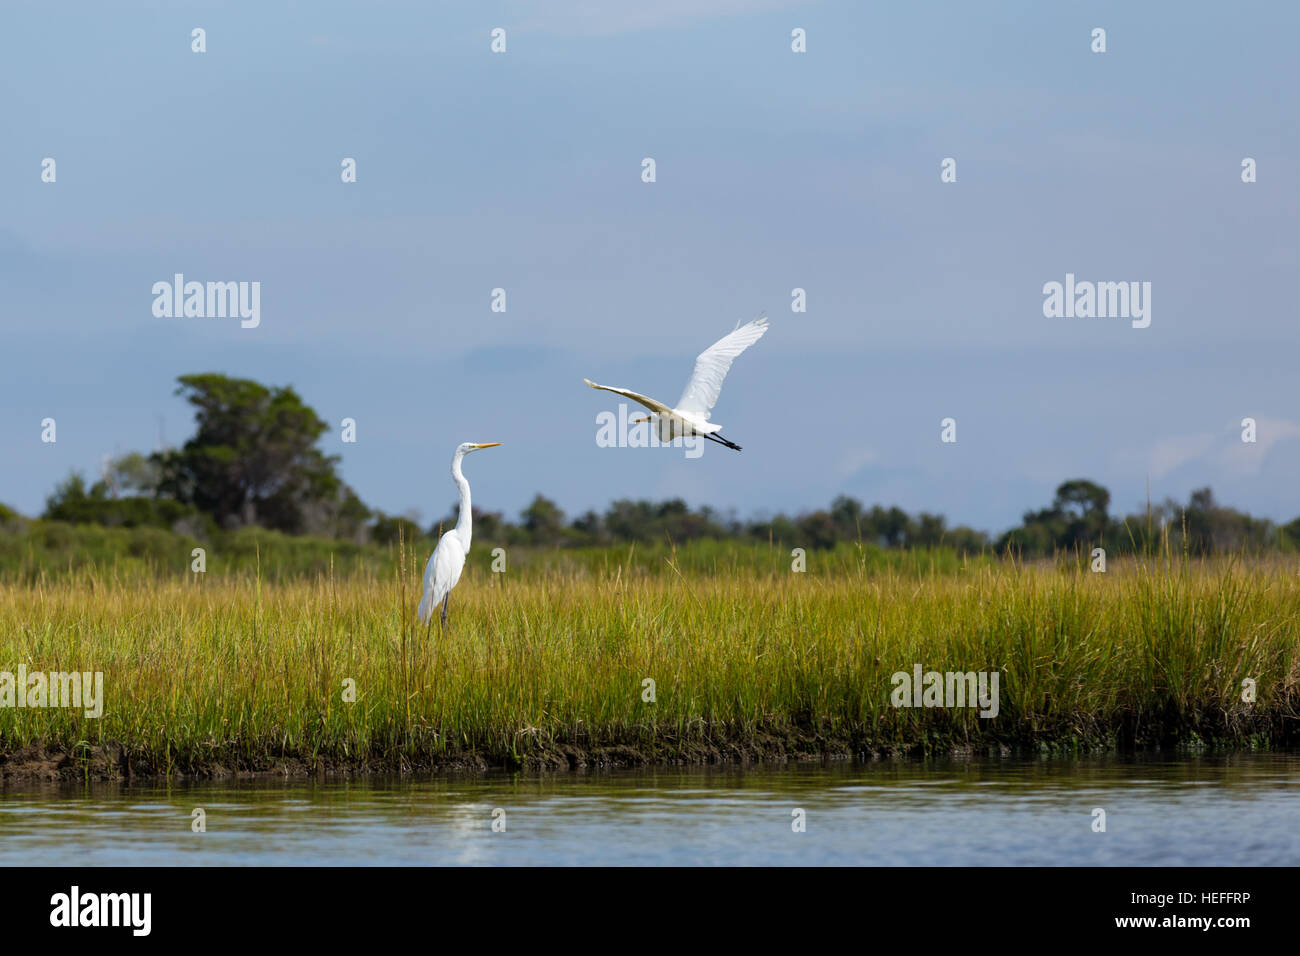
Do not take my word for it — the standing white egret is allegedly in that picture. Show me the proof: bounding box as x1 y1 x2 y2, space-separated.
584 315 769 451
418 442 502 626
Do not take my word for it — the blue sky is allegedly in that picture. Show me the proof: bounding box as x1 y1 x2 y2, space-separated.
2 0 1298 533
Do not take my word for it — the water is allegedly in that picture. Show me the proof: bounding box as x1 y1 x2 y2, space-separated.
2 753 1296 865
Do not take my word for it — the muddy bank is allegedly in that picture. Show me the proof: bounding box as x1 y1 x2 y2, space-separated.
1 723 1286 783
1 734 860 783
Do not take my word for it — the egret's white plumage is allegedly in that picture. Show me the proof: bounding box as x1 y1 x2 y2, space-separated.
418 442 501 626
584 316 769 450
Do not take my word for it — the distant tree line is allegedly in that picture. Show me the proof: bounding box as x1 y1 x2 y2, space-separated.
408 480 1296 557
992 479 1290 557
19 374 1300 557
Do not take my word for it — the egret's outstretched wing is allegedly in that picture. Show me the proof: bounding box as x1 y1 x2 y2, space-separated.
675 316 769 417
583 378 674 416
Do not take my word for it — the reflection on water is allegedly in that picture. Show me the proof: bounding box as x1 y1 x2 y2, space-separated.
1 753 1296 865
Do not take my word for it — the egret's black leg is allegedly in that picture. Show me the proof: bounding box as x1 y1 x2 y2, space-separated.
703 432 742 451
440 593 450 627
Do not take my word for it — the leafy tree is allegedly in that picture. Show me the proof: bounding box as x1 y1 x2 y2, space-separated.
829 495 865 540
102 451 162 498
945 525 989 553
655 499 727 541
571 509 609 545
1053 479 1110 548
155 373 353 534
521 494 566 546
604 499 658 542
797 510 840 550
42 470 205 531
868 505 910 548
371 512 426 547
998 479 1111 554
0 501 25 533
1281 515 1300 551
912 512 947 547
747 512 801 547
1178 487 1275 554
332 488 372 542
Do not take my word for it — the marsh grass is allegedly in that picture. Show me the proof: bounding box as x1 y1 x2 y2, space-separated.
1 543 1297 776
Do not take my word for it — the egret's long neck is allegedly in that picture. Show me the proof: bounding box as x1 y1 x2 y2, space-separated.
452 452 472 548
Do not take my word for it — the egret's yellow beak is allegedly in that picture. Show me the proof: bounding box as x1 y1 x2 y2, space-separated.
631 416 650 423
472 442 502 449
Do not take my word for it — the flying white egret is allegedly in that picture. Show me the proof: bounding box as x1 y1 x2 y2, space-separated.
418 442 502 627
584 315 769 451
